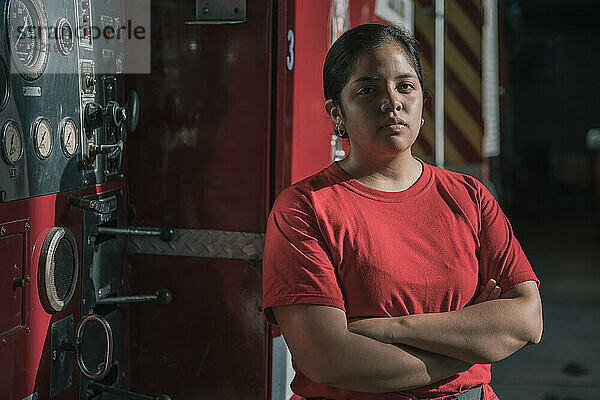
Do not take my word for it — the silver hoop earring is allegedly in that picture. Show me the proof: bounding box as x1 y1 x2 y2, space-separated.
335 122 348 139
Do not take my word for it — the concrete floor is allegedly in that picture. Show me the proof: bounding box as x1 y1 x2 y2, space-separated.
490 215 600 399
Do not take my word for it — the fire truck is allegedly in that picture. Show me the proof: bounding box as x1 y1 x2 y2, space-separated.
0 0 497 399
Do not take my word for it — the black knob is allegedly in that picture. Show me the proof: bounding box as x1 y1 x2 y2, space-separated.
85 75 96 88
159 226 175 242
125 91 140 133
105 101 126 128
155 289 172 305
84 102 104 132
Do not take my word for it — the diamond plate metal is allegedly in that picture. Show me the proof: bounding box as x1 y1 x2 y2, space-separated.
128 229 265 261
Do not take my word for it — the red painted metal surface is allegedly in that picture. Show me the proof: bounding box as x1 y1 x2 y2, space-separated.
267 1 296 397
125 1 278 399
272 0 296 199
125 0 273 233
290 0 376 184
129 256 264 399
0 232 23 335
0 180 123 400
289 1 331 184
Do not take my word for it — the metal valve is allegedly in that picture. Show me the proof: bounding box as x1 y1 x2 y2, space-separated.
79 139 124 170
84 91 139 136
81 90 139 170
69 197 114 215
89 140 124 159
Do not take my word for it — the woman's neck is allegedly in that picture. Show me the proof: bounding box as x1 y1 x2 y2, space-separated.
337 150 423 192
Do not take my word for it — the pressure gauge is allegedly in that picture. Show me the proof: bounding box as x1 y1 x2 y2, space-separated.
1 120 23 165
60 118 79 157
7 0 50 81
56 18 74 56
33 118 53 159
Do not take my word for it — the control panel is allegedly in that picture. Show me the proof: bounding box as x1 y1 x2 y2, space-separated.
0 0 139 203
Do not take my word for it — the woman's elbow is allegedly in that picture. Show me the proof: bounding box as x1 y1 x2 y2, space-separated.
525 295 543 345
527 313 543 345
291 349 340 385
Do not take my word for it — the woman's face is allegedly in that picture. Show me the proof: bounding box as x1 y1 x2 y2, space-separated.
333 41 423 160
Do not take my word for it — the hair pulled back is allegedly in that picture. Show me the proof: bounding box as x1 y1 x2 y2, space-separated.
323 23 423 111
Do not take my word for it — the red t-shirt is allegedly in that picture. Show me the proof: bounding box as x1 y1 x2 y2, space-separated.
263 158 538 400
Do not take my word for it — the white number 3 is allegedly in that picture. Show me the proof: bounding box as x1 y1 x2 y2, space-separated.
286 29 294 71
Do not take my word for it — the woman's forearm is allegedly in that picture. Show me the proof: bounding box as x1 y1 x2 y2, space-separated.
349 281 542 364
315 330 472 392
273 304 472 393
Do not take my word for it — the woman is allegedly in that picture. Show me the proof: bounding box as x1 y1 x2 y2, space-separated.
263 24 542 400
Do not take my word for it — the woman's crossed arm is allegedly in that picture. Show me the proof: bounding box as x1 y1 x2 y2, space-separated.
273 304 472 393
348 280 543 364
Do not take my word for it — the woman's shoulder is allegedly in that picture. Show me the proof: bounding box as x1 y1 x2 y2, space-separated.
272 164 340 213
424 162 498 210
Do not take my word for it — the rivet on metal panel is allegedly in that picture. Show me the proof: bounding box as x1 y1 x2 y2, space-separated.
13 264 17 270
25 222 30 231
202 7 209 14
0 226 6 235
1 338 6 345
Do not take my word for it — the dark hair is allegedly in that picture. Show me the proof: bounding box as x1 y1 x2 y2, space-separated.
323 23 423 111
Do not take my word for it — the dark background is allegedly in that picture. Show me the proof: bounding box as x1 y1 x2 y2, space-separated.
491 1 600 398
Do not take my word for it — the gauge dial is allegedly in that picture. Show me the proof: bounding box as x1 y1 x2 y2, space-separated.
2 120 23 165
60 118 79 157
33 118 53 159
7 0 49 81
56 18 74 56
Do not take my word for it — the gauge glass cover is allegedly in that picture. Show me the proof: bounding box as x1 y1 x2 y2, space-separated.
61 118 78 157
33 118 53 159
7 0 49 81
2 120 23 165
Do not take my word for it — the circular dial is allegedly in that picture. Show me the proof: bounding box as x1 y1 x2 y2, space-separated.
2 120 23 165
33 118 53 159
56 18 73 56
7 0 49 81
60 118 79 157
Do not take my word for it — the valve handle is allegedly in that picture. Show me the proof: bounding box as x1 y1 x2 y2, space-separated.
84 102 104 133
69 197 112 215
